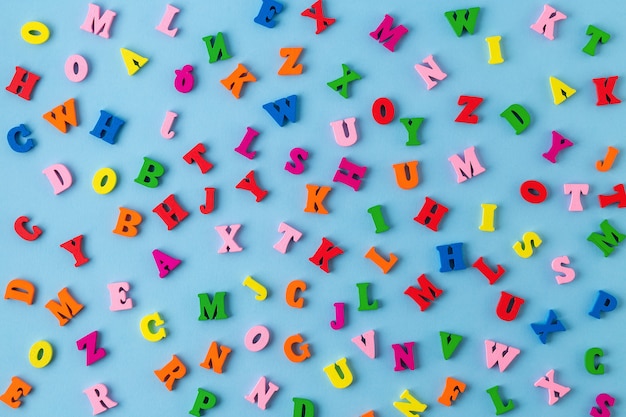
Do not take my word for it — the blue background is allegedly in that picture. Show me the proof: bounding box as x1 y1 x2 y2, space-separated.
1 1 625 416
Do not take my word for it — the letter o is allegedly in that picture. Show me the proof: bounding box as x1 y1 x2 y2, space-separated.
21 21 50 44
92 167 117 194
372 97 395 125
520 180 548 204
244 325 270 352
29 340 54 368
65 54 89 82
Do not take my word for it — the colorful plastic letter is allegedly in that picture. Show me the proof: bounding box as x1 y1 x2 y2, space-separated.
202 32 231 63
472 256 505 285
414 55 447 89
160 111 178 139
596 146 619 172
263 95 298 126
323 358 353 388
14 216 42 241
152 249 181 278
372 97 395 124
76 330 106 366
593 76 621 105
236 170 268 202
21 21 50 44
286 280 306 308
189 389 217 416
357 282 379 311
485 340 520 372
83 383 118 415
65 54 89 82
29 340 53 368
370 14 408 51
438 377 466 406
309 237 344 273
351 330 376 359
304 184 331 213
583 25 611 56
273 222 303 254
531 310 566 344
113 207 142 237
448 146 486 182
42 163 73 195
486 386 514 415
244 377 280 409
107 282 133 311
283 334 311 362
235 127 260 159
393 161 419 189
153 194 189 230
414 197 448 231
0 377 32 409
496 291 525 321
221 63 257 98
551 256 575 284
199 341 231 374
80 3 116 38
549 77 576 105
254 0 283 28
393 390 427 417
589 290 618 319
242 276 268 301
440 332 463 360
244 325 271 351
327 65 361 98
155 4 180 37
278 47 304 75
92 167 117 194
404 274 443 311
455 95 483 123
6 66 40 101
445 8 480 37
485 35 504 64
534 369 570 405
400 118 424 146
301 0 335 34
60 235 89 267
215 224 242 253
585 348 605 375
330 302 345 330
140 312 166 342
500 104 530 134
587 219 625 257
7 124 35 153
4 279 36 305
45 287 84 326
564 184 588 211
198 292 229 320
530 4 567 40
436 243 467 272
154 355 187 390
364 247 397 274
392 342 416 371
120 48 148 75
330 117 358 146
90 110 125 144
512 231 542 258
333 157 367 191
542 130 573 163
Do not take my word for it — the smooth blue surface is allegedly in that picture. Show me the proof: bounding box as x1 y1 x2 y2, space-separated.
1 1 625 416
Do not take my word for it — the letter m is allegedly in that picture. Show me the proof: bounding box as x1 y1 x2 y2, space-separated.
369 14 408 52
198 292 229 320
45 287 84 326
80 3 117 39
587 219 626 257
403 274 443 311
447 146 486 183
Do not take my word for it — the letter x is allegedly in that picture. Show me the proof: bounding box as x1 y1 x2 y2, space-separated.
301 0 335 34
530 309 565 344
534 369 570 405
215 224 242 253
